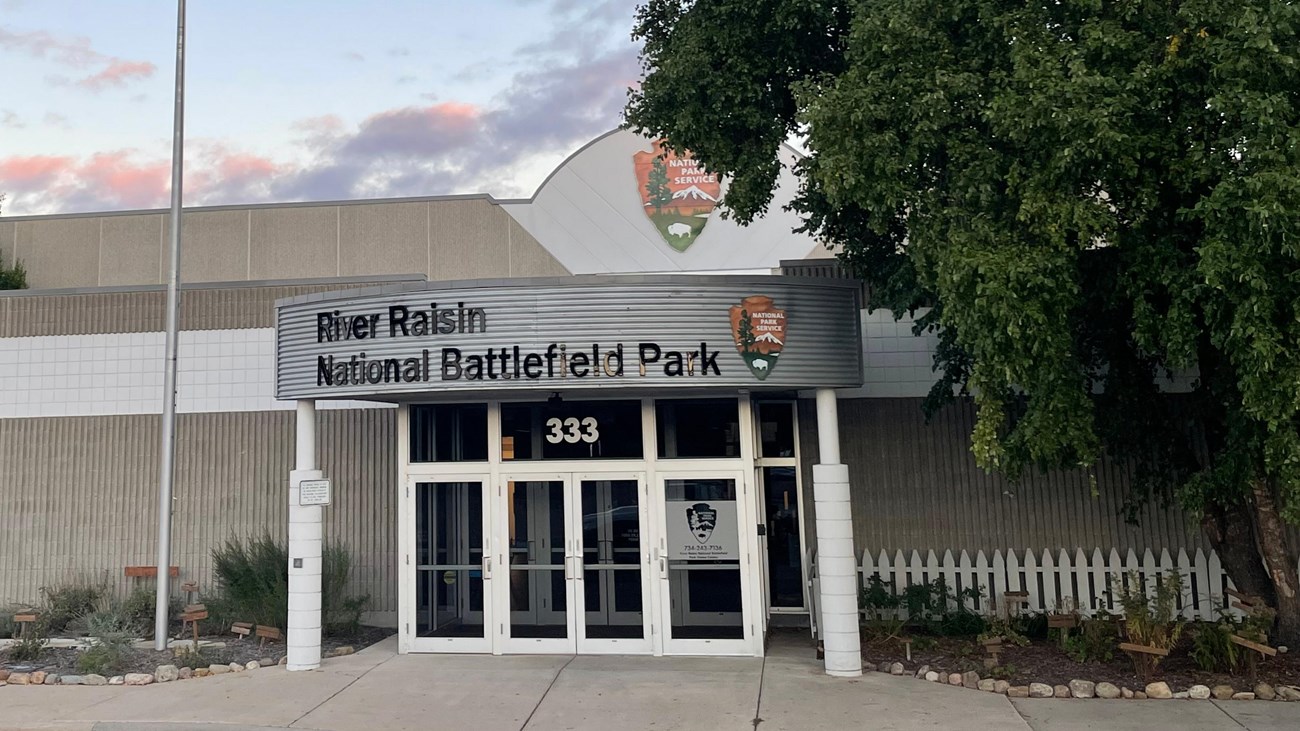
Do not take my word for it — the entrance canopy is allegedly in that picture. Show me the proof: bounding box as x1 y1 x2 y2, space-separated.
275 275 863 402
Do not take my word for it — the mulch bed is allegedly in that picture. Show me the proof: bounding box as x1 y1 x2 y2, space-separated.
1 626 392 677
861 634 1300 690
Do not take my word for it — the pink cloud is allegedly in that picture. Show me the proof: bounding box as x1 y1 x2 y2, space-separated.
76 59 157 91
73 152 171 208
0 24 155 91
0 154 73 187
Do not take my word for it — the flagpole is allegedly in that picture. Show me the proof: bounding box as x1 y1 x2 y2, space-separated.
155 0 186 652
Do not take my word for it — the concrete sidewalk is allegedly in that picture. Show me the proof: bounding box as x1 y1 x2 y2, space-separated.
0 635 1295 731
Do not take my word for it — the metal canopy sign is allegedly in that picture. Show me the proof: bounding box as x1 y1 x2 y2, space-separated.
275 276 861 400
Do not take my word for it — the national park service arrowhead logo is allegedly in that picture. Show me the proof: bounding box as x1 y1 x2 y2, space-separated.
633 139 721 252
686 503 718 543
730 295 786 381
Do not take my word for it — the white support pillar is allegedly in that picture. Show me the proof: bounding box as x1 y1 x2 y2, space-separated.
813 388 862 677
287 400 323 671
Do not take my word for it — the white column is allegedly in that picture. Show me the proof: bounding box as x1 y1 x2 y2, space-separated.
813 388 862 677
287 400 323 671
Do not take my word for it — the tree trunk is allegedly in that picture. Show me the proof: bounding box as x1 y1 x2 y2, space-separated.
1249 479 1300 646
1201 501 1277 608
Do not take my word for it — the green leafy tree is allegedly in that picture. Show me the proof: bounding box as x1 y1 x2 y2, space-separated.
627 0 1300 642
647 156 673 213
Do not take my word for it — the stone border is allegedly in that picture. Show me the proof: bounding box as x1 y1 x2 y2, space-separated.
870 661 1300 702
0 645 355 688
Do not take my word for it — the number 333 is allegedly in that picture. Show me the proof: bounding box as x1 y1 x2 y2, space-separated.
545 416 599 444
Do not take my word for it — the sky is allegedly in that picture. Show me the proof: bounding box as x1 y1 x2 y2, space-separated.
0 0 644 216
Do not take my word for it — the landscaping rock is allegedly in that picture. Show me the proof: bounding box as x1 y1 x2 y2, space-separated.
0 669 9 682
1145 682 1172 699
962 671 980 689
1096 682 1121 699
1134 691 1148 700
1069 679 1095 699
259 657 275 668
245 661 261 671
333 645 355 656
1254 683 1275 701
877 662 891 673
948 673 963 686
278 656 288 666
1053 685 1071 698
43 674 59 685
1029 683 1054 698
924 671 940 682
178 667 193 680
993 680 1010 695
123 673 153 686
1188 685 1211 700
83 675 107 686
194 668 211 678
1277 686 1300 701
60 675 83 686
1173 692 1189 699
229 662 244 673
978 679 996 692
1007 686 1030 698
1231 692 1255 701
8 673 30 686
1211 684 1234 700
29 671 46 685
208 664 230 675
108 676 125 686
155 665 179 683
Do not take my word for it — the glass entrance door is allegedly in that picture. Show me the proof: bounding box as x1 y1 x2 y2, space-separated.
498 473 651 654
655 471 755 655
411 478 492 653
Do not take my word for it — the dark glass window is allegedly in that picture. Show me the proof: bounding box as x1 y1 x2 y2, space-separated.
500 400 643 460
410 404 488 462
655 398 740 458
757 402 796 458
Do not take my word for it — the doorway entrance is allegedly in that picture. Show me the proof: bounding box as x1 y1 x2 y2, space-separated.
500 472 651 654
400 397 778 657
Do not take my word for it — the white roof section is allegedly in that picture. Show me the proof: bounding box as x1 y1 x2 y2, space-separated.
502 130 822 274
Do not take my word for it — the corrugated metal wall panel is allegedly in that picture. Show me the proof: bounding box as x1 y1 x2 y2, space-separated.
802 397 1206 555
0 409 396 619
0 279 421 338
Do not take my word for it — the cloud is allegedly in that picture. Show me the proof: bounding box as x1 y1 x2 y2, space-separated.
1 109 23 129
75 59 156 91
42 112 70 129
0 25 155 91
3 0 644 214
396 74 417 85
388 47 410 57
343 51 364 62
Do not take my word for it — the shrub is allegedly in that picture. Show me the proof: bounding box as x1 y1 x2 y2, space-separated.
77 632 136 675
40 579 107 634
857 575 984 636
209 535 370 636
7 620 49 662
1190 620 1238 672
1115 571 1185 678
859 574 905 639
1063 612 1119 664
979 618 1030 647
211 534 290 630
322 544 370 637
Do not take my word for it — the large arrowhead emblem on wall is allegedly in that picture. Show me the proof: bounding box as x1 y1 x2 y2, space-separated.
633 139 721 252
730 295 787 381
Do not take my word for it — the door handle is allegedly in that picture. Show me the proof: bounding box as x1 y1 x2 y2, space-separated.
484 555 492 580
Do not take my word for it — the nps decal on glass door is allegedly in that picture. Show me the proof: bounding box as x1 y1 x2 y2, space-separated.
667 500 739 560
730 296 787 381
633 139 721 252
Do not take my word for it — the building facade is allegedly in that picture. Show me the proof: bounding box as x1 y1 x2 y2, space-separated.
0 131 1207 674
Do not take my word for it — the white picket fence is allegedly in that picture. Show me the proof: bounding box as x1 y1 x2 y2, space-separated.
851 547 1245 622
